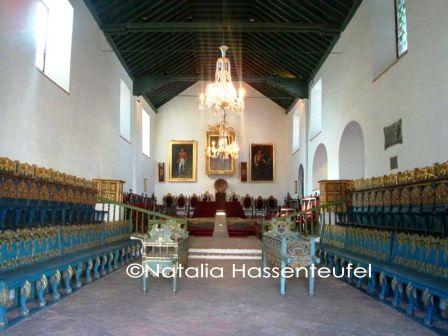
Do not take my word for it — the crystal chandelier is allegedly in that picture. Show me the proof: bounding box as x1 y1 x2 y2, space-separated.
199 45 245 115
206 113 240 160
200 45 243 160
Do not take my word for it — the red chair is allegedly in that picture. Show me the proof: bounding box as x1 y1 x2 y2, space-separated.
266 196 278 218
163 193 175 215
189 194 199 217
230 193 239 203
176 194 187 217
242 194 253 218
254 196 266 218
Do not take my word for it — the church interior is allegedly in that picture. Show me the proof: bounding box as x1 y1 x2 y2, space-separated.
1 0 447 335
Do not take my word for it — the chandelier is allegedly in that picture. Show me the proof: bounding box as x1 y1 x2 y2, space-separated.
200 45 243 160
206 114 240 160
199 45 245 115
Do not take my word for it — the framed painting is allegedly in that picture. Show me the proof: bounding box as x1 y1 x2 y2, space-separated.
168 140 197 182
250 143 274 182
158 162 165 182
205 127 236 175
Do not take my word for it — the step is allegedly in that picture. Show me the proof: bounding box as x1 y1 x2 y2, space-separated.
188 248 262 260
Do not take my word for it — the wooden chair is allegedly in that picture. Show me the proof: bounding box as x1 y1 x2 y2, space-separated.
254 196 266 218
242 194 253 218
176 194 187 217
188 194 199 217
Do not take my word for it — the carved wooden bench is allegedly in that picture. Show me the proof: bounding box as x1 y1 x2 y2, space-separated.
0 221 140 329
319 224 448 328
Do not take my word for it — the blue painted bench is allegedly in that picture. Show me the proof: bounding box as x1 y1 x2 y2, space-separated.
319 224 448 329
0 221 140 329
262 219 320 296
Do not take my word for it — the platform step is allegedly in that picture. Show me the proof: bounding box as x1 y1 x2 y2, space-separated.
188 248 262 260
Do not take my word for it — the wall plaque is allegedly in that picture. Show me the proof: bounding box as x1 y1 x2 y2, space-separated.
384 119 402 149
390 156 398 170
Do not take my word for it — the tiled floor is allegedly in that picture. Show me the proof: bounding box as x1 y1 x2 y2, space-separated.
4 259 435 336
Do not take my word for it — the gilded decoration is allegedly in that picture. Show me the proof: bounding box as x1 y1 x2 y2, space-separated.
0 157 16 173
17 163 35 178
0 163 97 205
410 187 421 206
375 190 383 205
400 188 410 206
21 280 31 299
391 189 400 206
0 287 9 306
36 274 48 291
422 185 434 205
362 191 369 207
0 157 96 203
369 191 377 206
394 233 448 278
349 161 448 191
323 225 390 261
436 184 448 205
383 190 391 207
1 179 16 199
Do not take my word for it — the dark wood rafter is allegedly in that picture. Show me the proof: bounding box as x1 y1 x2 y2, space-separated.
84 0 361 111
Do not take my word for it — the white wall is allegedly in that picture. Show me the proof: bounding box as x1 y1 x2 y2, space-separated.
154 82 290 201
0 0 156 194
297 0 448 193
288 99 308 197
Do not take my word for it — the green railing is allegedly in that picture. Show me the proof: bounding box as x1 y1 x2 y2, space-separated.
96 196 187 234
98 195 350 238
261 196 350 237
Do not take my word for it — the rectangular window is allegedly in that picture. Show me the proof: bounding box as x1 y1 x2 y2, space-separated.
35 0 73 92
292 109 300 153
395 0 408 57
142 109 150 157
120 80 131 142
309 79 322 140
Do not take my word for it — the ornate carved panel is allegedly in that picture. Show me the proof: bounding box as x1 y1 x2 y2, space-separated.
422 185 434 206
410 187 421 206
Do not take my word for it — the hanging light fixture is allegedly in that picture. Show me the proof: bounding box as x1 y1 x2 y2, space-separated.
206 113 240 160
200 45 243 160
199 45 245 116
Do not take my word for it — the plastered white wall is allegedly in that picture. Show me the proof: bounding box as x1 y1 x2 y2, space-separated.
154 82 290 201
0 0 156 194
298 0 448 193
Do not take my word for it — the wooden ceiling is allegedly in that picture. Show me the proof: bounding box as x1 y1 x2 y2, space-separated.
84 0 362 111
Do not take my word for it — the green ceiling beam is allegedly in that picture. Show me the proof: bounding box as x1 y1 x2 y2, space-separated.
102 21 341 35
134 75 308 99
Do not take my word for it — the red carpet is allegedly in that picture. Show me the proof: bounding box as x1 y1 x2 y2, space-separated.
192 201 246 218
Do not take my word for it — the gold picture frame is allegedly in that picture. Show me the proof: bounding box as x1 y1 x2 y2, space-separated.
168 140 197 182
249 143 275 182
205 126 236 176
